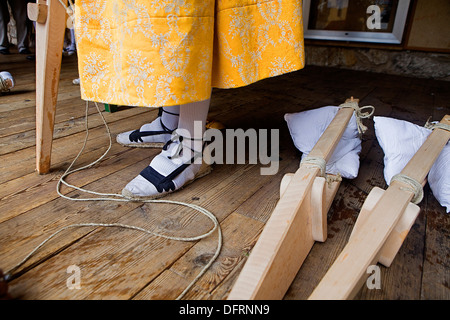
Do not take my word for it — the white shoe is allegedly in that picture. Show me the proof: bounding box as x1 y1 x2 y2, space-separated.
0 71 14 92
122 133 211 200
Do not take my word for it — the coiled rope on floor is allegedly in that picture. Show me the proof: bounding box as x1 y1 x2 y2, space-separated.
5 101 222 300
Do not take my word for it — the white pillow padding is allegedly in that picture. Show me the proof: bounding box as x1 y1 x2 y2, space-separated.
429 145 450 213
374 116 449 213
284 106 361 179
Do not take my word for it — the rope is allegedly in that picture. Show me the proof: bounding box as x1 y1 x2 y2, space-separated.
57 0 75 27
5 0 220 300
391 174 424 204
300 156 342 186
340 99 375 135
326 173 342 186
5 101 222 300
424 117 450 132
58 0 75 16
300 156 326 177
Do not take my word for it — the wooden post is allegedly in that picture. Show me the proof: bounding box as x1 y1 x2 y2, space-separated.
227 102 356 300
31 0 67 174
27 1 48 23
309 115 450 300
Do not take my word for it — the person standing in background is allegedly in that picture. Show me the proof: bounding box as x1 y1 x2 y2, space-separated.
0 0 32 55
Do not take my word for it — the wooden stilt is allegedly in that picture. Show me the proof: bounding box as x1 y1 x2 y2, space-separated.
309 115 450 300
227 100 357 300
348 186 420 268
30 0 67 174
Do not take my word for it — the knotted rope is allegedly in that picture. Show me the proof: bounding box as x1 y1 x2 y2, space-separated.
58 0 75 16
57 0 75 27
424 117 450 132
391 174 424 204
300 156 342 185
340 99 375 135
300 156 326 177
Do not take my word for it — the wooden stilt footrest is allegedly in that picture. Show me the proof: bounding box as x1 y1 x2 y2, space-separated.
27 1 48 24
348 187 420 267
280 174 341 242
309 114 450 300
228 99 358 300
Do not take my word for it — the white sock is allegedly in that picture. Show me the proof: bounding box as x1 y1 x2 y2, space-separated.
161 105 180 131
177 98 210 156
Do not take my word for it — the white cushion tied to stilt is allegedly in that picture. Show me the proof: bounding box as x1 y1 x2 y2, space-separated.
374 116 450 212
285 100 374 180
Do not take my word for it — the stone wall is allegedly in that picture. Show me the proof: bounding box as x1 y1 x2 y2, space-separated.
305 45 450 81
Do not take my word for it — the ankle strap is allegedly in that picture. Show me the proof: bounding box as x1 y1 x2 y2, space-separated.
158 108 180 117
163 131 203 149
156 108 179 133
163 131 205 160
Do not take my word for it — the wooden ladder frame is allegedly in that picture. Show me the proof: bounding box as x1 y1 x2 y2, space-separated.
228 99 359 299
309 114 450 300
28 0 67 174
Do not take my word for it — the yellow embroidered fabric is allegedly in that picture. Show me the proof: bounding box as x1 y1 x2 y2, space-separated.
75 0 305 107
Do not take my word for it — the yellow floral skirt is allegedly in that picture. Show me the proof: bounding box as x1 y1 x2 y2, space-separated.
75 0 305 107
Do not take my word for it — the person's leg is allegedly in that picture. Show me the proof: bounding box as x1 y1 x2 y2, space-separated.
8 0 29 53
66 28 76 55
0 0 10 53
116 105 180 148
121 98 211 199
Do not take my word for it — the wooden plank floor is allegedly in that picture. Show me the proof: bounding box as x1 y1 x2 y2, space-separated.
0 51 449 300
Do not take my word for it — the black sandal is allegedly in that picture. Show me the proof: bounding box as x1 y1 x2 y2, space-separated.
116 108 179 148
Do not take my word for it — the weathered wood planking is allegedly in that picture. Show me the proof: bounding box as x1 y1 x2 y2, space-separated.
0 47 449 300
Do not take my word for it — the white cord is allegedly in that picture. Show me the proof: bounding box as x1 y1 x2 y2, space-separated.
6 0 222 301
340 99 375 135
6 101 222 301
300 156 326 177
391 173 424 204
